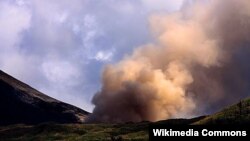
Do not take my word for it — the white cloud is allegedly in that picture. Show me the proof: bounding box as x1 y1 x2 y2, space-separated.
15 0 30 6
84 14 97 28
42 60 80 86
0 1 32 81
94 51 114 62
141 0 184 12
0 1 31 51
72 23 81 34
54 12 68 24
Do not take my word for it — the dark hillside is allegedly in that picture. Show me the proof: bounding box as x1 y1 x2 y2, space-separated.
0 70 89 125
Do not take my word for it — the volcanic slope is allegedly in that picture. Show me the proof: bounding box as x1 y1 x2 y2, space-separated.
0 70 89 125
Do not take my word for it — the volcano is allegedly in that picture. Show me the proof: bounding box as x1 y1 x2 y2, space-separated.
0 70 89 125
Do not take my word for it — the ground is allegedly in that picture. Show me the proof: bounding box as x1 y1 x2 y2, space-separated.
0 97 249 141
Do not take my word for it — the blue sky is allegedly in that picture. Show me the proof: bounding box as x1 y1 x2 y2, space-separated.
0 0 184 112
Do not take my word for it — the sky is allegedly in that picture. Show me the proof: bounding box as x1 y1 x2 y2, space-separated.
0 0 184 112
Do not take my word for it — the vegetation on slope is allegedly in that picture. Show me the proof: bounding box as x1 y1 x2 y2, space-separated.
0 97 249 141
194 98 250 125
0 123 148 141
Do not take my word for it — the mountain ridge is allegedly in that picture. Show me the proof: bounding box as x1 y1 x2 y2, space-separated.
0 70 89 125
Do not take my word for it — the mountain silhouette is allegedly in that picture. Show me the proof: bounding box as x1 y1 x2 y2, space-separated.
0 70 89 125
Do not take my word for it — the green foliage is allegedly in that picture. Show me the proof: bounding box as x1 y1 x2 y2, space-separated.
0 123 148 141
193 98 250 125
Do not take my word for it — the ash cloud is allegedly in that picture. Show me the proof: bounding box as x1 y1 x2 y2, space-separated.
89 0 250 123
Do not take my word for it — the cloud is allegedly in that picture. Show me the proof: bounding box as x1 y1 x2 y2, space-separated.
94 51 114 62
0 1 32 81
0 1 31 51
141 0 184 12
0 0 184 112
42 60 81 85
89 0 250 123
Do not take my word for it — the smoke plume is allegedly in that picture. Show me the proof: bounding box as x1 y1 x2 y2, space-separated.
89 0 250 123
